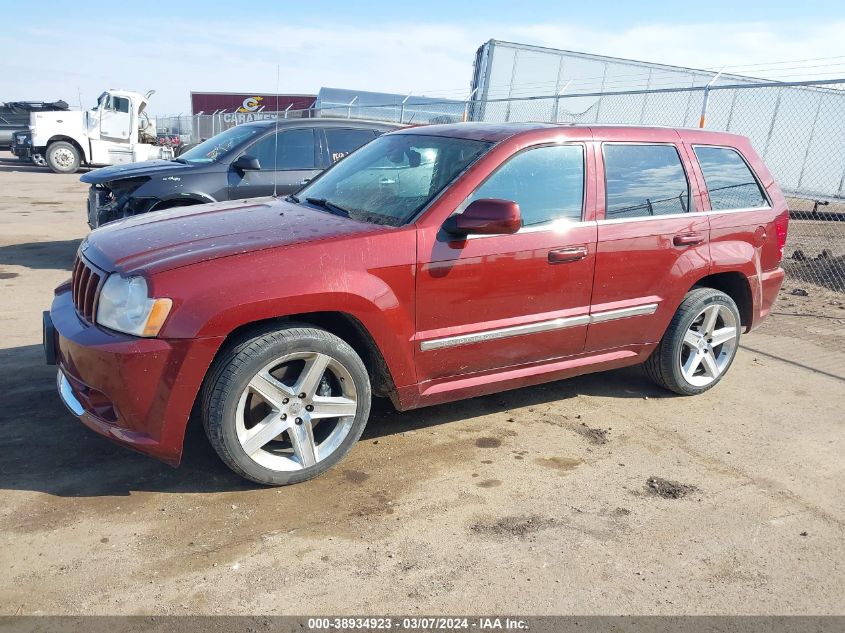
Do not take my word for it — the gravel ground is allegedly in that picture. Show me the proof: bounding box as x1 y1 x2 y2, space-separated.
0 153 843 615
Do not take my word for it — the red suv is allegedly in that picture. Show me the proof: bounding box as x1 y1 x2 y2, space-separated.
45 123 788 485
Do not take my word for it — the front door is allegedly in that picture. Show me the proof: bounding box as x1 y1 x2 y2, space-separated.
99 95 132 142
415 143 598 381
586 133 711 352
229 128 321 198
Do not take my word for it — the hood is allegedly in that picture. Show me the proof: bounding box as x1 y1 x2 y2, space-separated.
80 159 197 184
82 197 387 274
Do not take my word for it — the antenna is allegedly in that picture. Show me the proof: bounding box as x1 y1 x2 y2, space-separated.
273 64 280 198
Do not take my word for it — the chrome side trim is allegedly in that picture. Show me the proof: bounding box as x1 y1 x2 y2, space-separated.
419 302 660 351
419 314 590 351
597 205 771 225
57 371 84 416
589 302 658 323
465 219 593 240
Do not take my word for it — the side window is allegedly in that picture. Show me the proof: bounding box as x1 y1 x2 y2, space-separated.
603 144 690 219
325 128 377 164
112 97 130 114
693 146 768 210
247 129 317 171
463 144 585 227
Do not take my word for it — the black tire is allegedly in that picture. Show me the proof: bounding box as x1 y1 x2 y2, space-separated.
46 141 81 173
644 288 741 396
201 324 371 485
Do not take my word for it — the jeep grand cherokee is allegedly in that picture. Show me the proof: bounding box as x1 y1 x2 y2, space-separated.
45 123 788 485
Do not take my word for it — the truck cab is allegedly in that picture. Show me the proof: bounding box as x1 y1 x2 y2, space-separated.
29 89 170 173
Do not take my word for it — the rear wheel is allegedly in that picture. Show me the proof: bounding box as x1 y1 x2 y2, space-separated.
202 325 371 485
644 288 741 395
46 141 81 173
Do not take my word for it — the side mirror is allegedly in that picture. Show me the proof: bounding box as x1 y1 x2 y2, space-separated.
233 155 261 171
443 199 521 237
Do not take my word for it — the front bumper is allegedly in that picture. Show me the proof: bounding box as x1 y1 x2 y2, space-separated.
10 134 32 161
86 184 159 229
87 185 111 229
12 145 32 161
46 287 223 465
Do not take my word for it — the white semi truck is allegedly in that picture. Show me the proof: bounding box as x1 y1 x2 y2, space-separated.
22 88 174 173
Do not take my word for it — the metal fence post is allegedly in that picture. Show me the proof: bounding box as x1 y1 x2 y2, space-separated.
463 88 478 123
638 69 653 124
400 93 412 124
551 80 572 123
698 87 710 128
699 68 725 128
796 93 825 191
762 88 784 158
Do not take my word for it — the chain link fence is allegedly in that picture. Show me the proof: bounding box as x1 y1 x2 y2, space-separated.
155 79 845 293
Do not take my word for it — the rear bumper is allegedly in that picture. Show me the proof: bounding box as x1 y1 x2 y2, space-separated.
748 267 785 331
47 288 223 465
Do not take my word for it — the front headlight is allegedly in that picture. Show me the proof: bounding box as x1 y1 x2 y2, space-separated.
96 275 172 337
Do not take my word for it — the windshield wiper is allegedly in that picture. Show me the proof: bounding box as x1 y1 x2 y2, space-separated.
305 197 350 218
171 157 188 164
285 194 300 203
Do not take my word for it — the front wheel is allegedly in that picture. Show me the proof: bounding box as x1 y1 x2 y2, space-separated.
202 325 372 485
644 288 741 395
46 141 81 173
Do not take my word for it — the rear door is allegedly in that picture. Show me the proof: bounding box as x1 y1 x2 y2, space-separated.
323 127 378 166
586 129 710 352
228 128 320 198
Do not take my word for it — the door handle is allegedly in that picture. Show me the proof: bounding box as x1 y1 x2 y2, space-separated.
299 178 312 185
548 246 589 264
673 233 705 247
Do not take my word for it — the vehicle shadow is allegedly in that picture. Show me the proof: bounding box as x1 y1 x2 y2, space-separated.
0 156 92 174
0 343 670 498
0 239 81 270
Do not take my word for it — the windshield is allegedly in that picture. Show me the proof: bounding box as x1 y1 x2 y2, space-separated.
297 133 492 226
178 124 265 164
92 92 107 110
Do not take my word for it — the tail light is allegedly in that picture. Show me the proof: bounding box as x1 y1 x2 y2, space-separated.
775 213 789 262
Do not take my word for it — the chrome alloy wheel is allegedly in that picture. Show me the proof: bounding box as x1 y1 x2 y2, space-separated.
52 147 75 169
235 351 358 472
679 304 739 387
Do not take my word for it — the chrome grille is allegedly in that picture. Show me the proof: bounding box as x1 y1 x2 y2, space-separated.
71 256 104 322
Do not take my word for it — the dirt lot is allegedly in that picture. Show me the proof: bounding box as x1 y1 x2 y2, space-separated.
0 153 843 615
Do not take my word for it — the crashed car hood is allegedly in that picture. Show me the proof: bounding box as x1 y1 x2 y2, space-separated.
82 197 387 274
80 159 200 184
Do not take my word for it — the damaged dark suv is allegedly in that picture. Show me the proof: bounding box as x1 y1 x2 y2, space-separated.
82 118 399 228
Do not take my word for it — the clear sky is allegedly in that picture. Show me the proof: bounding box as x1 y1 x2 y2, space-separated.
2 0 844 113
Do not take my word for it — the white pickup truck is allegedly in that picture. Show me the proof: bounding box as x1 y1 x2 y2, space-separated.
23 88 174 173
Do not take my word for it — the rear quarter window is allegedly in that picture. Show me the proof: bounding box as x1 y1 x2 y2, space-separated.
603 144 690 219
693 145 769 210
